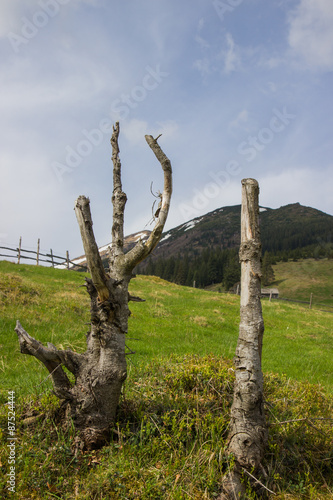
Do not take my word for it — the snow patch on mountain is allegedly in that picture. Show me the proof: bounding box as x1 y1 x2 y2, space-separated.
160 233 172 242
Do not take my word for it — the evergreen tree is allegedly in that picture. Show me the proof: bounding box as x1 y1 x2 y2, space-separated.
175 256 188 285
207 253 218 284
154 258 165 278
262 251 275 285
223 250 241 290
163 257 176 281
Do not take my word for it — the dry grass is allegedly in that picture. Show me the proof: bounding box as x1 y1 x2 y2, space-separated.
190 316 209 327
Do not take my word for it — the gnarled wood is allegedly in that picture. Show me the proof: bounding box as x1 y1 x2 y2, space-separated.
74 196 109 302
110 122 127 259
220 178 267 499
121 133 172 271
15 122 172 450
15 320 75 398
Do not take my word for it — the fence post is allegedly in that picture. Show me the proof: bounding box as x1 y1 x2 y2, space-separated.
50 249 54 268
309 293 313 309
17 236 22 264
36 239 40 265
269 289 272 302
66 251 70 270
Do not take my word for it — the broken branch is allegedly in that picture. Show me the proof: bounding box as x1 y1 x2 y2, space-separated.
74 196 109 302
15 321 73 398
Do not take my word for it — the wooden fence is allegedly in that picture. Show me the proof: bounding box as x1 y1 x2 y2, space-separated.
0 237 87 271
262 294 333 313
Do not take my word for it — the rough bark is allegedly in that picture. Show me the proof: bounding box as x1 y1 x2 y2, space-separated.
15 122 172 450
114 132 173 273
220 178 267 499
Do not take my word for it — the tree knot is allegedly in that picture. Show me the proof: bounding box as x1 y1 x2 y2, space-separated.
239 241 261 262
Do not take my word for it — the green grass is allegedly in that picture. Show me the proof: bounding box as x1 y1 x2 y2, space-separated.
0 261 90 394
127 275 333 392
1 261 332 393
272 258 333 308
1 357 332 499
0 261 333 499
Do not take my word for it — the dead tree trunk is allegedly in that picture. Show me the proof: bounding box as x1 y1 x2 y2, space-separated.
220 178 267 499
15 122 172 450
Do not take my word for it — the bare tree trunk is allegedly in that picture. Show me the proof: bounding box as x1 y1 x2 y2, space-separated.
15 123 172 450
220 178 267 499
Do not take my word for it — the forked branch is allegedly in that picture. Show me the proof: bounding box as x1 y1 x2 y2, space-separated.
124 134 172 269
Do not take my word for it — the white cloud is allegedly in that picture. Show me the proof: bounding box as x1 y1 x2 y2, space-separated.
265 56 284 69
0 52 118 118
221 33 241 75
122 119 149 146
0 1 332 259
193 57 212 78
259 167 333 214
288 0 333 71
195 33 210 51
194 32 241 79
155 120 179 140
193 18 212 77
195 17 210 50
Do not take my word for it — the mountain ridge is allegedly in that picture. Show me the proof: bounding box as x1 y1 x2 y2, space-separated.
151 202 333 259
70 203 333 277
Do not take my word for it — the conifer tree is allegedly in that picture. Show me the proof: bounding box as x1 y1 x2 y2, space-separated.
262 251 275 285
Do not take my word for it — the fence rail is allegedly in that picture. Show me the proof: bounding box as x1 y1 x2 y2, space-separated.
262 294 333 313
0 237 87 272
229 287 332 313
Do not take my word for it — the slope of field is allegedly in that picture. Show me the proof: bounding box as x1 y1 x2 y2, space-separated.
0 262 332 499
1 261 332 393
272 258 333 307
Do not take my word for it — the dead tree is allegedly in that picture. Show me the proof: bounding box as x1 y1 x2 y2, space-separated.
15 122 172 450
220 178 267 499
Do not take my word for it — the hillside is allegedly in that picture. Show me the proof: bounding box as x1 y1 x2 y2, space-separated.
271 258 333 307
0 262 332 499
1 261 332 392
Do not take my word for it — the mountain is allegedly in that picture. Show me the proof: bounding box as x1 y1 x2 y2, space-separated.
135 203 333 288
70 203 333 288
145 203 333 260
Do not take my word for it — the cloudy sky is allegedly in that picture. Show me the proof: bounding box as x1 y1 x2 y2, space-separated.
1 0 332 260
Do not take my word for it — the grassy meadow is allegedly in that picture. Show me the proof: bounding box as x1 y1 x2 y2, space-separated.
0 260 332 499
271 258 333 308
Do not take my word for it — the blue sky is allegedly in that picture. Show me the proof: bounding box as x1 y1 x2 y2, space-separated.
0 0 332 259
